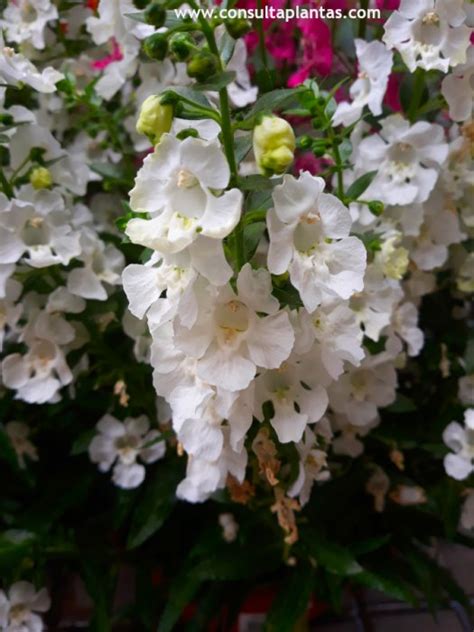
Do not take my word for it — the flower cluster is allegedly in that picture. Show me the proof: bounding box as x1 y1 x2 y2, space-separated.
0 0 473 623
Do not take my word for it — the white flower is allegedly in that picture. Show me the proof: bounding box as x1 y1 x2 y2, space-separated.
126 134 242 285
383 0 472 73
2 307 76 404
391 302 424 356
176 429 247 502
333 39 393 127
442 47 474 122
331 412 376 458
225 38 258 108
0 0 58 50
122 253 197 321
0 193 81 269
329 357 398 427
268 171 366 312
358 115 448 206
350 264 403 342
443 409 474 480
288 428 330 506
0 278 22 351
0 39 63 93
295 301 365 379
88 414 166 489
5 421 38 468
173 265 295 391
0 581 50 632
67 230 124 301
254 356 329 443
86 0 153 99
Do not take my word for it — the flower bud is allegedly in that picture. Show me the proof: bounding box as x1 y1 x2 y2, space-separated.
296 135 312 150
368 200 384 216
225 17 252 39
169 33 194 61
253 115 296 176
136 95 173 145
143 33 168 60
311 138 327 157
186 51 219 82
144 2 166 28
29 166 52 190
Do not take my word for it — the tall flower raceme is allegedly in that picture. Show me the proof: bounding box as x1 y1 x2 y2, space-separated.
0 0 474 626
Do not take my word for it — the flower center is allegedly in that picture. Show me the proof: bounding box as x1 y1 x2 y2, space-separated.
9 604 28 625
422 11 440 25
20 1 38 22
215 300 249 346
115 435 140 464
176 169 198 189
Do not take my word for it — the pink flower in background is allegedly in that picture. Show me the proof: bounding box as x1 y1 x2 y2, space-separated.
91 38 123 71
294 152 322 175
384 73 402 112
376 0 400 9
288 17 333 86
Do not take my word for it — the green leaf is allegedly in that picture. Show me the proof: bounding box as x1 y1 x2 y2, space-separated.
234 135 252 163
243 222 266 262
161 86 214 111
90 162 124 181
238 174 278 191
0 530 36 573
124 11 146 22
239 88 305 129
127 462 181 549
350 534 391 556
264 566 313 632
345 171 377 201
195 71 236 92
71 428 96 455
339 138 352 162
353 570 418 606
218 31 236 65
272 284 304 310
158 569 202 632
386 394 417 413
301 527 362 576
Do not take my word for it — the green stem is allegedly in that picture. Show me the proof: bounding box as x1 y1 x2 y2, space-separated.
328 128 345 201
358 0 369 39
0 168 14 198
255 0 271 91
9 155 31 184
407 69 425 122
193 5 244 269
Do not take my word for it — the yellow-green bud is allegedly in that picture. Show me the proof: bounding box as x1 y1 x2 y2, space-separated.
29 166 52 190
136 95 173 145
253 115 296 176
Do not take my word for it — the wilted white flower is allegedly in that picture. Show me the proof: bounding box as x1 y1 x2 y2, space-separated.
5 422 38 468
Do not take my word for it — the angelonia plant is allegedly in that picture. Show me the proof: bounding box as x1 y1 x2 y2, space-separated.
0 0 473 629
